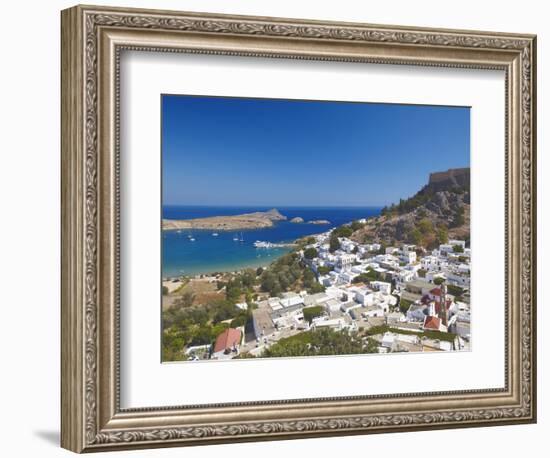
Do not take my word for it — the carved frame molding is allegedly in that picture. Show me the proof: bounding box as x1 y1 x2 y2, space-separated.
61 4 536 452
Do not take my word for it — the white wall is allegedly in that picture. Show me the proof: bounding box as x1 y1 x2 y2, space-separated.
0 1 546 457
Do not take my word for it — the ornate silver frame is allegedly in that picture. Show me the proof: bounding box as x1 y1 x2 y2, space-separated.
61 4 537 453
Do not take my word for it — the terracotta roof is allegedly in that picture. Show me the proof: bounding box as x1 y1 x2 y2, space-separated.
423 315 442 331
430 287 442 296
213 328 241 353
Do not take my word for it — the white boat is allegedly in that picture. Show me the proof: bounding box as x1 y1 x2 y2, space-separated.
190 238 195 242
239 232 244 242
212 233 219 237
233 233 239 241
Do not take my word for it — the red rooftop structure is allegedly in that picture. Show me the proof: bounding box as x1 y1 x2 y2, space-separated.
213 328 242 354
423 315 442 331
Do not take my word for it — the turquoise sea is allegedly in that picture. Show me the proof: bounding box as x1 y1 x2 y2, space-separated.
162 206 382 278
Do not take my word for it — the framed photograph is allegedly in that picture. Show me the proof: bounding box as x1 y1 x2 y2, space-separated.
61 4 537 453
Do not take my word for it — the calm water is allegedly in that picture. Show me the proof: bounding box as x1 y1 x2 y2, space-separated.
162 206 382 277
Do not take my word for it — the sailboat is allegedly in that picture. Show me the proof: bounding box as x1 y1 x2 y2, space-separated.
233 233 239 241
239 232 244 242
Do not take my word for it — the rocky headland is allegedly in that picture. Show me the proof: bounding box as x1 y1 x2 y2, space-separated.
163 208 287 231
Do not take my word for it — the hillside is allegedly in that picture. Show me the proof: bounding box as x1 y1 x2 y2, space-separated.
351 168 470 248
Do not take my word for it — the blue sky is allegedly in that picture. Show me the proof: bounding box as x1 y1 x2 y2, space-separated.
162 95 470 207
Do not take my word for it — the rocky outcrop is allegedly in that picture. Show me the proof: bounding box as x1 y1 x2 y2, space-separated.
427 168 470 193
351 168 470 248
262 208 287 221
290 217 304 223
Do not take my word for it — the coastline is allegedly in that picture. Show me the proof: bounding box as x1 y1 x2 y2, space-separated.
163 249 291 279
162 206 383 278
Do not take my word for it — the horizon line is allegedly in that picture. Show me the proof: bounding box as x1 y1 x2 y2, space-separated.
162 204 387 208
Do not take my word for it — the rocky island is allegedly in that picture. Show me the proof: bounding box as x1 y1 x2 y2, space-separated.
163 208 287 231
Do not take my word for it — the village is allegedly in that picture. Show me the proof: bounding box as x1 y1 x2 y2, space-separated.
181 222 471 361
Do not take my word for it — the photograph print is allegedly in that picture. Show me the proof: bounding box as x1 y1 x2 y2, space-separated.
161 95 471 362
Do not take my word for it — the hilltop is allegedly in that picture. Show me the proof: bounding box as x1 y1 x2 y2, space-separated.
351 168 470 248
162 208 287 231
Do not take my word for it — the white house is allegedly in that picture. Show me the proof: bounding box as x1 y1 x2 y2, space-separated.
354 288 375 306
371 281 392 295
381 332 396 349
324 298 342 313
439 244 454 254
399 250 417 264
335 253 356 272
386 311 406 324
397 269 416 283
361 305 385 318
279 292 304 308
339 271 359 283
407 303 429 322
449 239 466 249
445 270 470 288
340 239 357 254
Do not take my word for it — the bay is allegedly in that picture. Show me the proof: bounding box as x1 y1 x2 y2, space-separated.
162 206 382 278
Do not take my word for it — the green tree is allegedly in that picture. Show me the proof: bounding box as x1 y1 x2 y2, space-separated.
410 228 422 245
352 269 379 284
317 265 333 275
329 235 340 253
303 247 318 259
418 218 434 234
309 282 325 294
365 337 379 353
447 284 464 297
433 277 445 285
230 313 247 328
302 306 325 324
399 297 412 314
437 226 449 244
332 226 353 238
263 329 376 358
